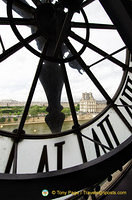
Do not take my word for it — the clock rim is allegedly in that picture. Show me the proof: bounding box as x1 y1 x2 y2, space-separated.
0 135 131 184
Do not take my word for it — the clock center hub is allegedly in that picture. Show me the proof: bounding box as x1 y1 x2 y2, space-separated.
35 3 68 40
59 0 84 11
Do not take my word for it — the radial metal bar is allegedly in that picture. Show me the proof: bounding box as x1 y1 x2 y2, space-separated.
69 31 127 70
89 23 116 29
0 17 35 25
71 22 116 29
60 54 87 163
80 132 112 151
89 46 127 68
81 0 95 8
13 142 18 173
18 42 49 132
12 42 49 174
65 39 112 103
60 56 80 128
0 32 39 62
5 143 15 173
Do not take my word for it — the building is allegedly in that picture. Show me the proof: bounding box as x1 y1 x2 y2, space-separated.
80 92 106 113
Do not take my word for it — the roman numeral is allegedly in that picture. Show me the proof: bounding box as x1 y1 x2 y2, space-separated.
92 128 107 157
55 141 65 170
37 145 49 172
121 76 132 102
92 115 120 157
115 75 132 131
120 98 132 119
119 76 132 119
37 141 65 172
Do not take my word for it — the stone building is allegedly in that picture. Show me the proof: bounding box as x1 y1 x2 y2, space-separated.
80 92 106 113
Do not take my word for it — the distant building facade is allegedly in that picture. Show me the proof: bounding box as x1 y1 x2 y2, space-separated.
80 92 106 113
0 100 45 107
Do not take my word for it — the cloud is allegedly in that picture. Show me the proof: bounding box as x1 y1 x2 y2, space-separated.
0 0 126 103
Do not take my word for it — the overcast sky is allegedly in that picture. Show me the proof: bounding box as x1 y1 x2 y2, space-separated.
0 0 126 103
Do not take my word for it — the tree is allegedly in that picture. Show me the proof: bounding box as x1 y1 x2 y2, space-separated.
62 108 71 116
0 117 6 123
75 104 80 111
13 117 18 122
29 105 39 117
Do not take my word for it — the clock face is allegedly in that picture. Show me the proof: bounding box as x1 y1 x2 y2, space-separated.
0 0 132 199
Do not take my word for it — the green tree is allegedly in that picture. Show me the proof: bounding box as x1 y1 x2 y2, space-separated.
17 111 21 116
8 118 11 122
62 108 71 116
29 105 39 117
13 117 18 122
75 104 80 111
0 117 6 123
39 106 47 113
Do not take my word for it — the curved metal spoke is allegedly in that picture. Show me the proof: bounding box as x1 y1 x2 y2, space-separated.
69 31 127 70
65 39 112 103
0 17 35 26
0 32 39 62
81 0 95 8
71 22 116 29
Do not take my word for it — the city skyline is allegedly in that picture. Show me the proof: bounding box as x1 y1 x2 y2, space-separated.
0 91 107 107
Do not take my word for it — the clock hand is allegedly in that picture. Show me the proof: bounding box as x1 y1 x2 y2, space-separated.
53 10 73 57
53 0 84 57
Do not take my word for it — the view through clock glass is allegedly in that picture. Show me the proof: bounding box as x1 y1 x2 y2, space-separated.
0 0 126 135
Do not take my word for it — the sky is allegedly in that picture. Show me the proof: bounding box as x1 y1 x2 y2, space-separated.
0 0 126 103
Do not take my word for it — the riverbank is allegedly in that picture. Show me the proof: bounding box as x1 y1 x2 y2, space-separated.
0 113 97 126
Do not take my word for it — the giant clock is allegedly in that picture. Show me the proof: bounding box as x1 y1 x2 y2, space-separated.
0 0 132 199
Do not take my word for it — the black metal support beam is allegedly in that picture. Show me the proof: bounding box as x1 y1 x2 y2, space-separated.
0 17 35 25
99 0 132 54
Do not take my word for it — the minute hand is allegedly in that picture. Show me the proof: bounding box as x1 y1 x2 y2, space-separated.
53 10 73 57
